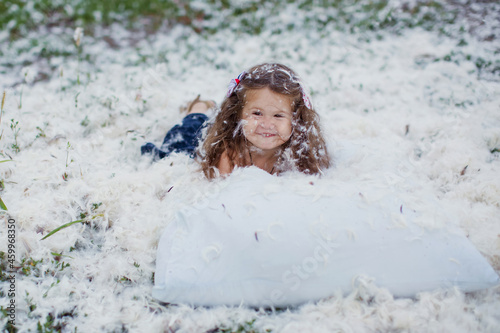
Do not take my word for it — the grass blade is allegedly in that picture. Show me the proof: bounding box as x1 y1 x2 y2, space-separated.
41 219 85 240
0 196 7 210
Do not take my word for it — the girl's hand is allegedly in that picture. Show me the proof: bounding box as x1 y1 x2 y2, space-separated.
217 151 233 176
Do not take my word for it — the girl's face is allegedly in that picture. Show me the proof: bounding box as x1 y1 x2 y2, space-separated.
241 87 293 153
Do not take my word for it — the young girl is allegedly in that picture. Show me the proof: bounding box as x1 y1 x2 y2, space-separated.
142 63 331 178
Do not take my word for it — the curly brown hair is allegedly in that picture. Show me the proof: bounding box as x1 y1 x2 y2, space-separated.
199 63 330 179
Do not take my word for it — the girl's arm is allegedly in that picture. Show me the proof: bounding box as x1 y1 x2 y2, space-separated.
216 150 233 176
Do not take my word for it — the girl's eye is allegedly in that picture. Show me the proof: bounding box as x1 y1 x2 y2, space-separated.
252 110 262 116
274 114 284 118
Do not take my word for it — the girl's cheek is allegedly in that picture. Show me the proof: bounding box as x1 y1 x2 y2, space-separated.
243 122 255 134
286 124 293 138
249 119 259 129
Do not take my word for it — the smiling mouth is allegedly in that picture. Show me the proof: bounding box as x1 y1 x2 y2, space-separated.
258 133 277 138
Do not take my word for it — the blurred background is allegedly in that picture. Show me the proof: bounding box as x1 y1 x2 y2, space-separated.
1 0 498 88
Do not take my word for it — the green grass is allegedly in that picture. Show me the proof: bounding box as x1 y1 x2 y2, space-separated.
1 0 183 40
3 0 497 88
0 0 463 41
2 0 481 87
211 319 269 333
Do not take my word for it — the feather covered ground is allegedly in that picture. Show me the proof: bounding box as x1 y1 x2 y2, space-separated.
1 1 499 332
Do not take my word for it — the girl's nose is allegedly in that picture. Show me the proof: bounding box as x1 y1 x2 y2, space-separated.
258 116 275 130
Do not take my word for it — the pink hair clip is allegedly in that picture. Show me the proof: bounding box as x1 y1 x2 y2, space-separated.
300 84 312 109
226 71 247 97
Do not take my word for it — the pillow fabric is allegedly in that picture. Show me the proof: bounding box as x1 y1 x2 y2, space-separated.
153 167 499 307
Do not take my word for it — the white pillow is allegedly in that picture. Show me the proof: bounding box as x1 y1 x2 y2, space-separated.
153 167 499 307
